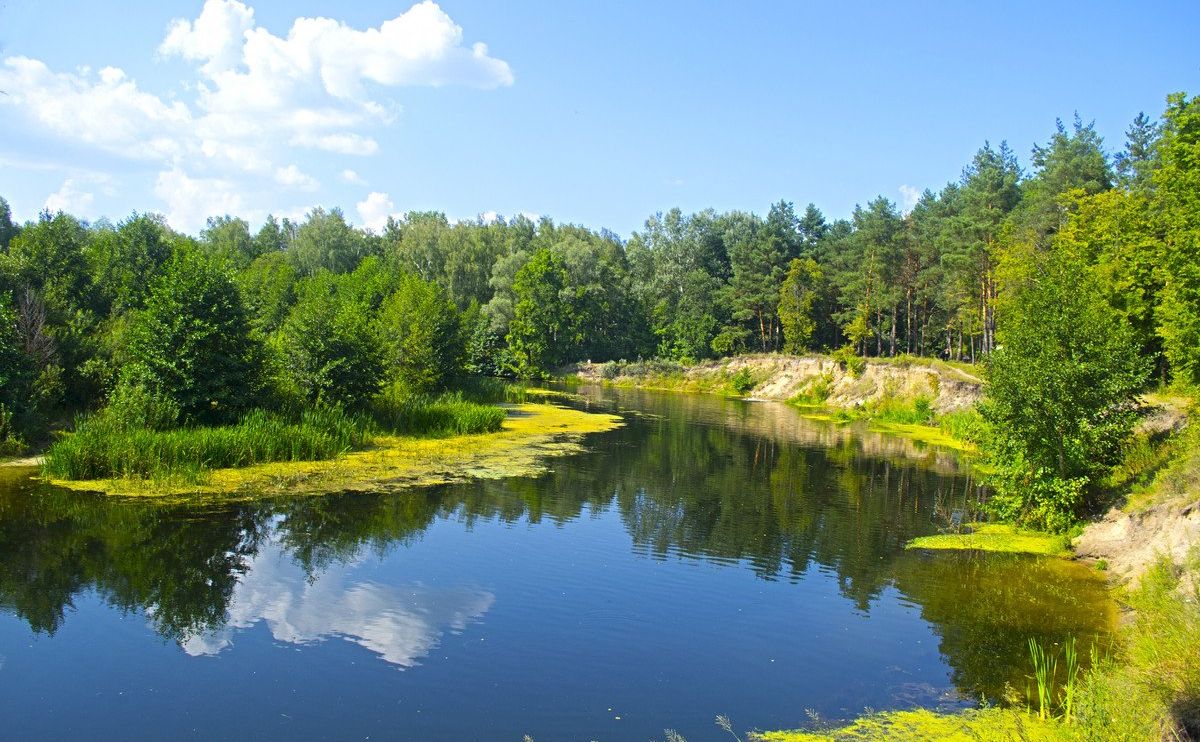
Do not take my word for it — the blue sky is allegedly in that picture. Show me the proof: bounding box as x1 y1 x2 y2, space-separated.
1 0 1197 236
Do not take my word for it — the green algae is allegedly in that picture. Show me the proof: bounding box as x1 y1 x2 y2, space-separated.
753 707 1063 742
48 402 623 501
906 523 1070 557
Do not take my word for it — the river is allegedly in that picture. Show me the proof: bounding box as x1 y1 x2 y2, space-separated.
0 386 1112 740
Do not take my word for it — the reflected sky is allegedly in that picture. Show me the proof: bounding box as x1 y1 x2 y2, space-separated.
177 536 494 667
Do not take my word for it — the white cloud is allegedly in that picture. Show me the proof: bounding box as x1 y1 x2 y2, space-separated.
898 184 921 213
0 57 191 161
154 168 247 233
44 178 96 215
274 164 319 190
340 169 366 185
356 191 397 232
159 0 256 77
292 132 379 156
0 1 512 232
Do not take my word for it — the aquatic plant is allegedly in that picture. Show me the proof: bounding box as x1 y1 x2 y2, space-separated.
1029 638 1058 721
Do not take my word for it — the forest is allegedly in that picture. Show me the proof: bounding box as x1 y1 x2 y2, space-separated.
0 91 1197 532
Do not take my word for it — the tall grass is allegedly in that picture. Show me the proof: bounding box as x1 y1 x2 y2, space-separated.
44 407 367 481
370 392 507 437
1072 553 1200 740
46 388 511 482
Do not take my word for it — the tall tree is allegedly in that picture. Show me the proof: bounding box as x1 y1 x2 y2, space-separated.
1153 92 1200 385
778 257 822 354
1115 111 1162 191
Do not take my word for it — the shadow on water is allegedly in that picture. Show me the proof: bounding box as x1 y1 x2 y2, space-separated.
0 387 1113 738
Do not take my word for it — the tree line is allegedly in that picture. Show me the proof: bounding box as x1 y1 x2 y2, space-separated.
0 92 1197 523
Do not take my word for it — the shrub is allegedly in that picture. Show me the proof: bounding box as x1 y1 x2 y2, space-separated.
730 368 756 394
832 345 866 377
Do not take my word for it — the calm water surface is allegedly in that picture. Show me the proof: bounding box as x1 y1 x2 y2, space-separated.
0 386 1113 741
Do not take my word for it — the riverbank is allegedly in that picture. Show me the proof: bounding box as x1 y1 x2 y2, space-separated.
45 402 623 500
570 354 984 412
759 397 1200 742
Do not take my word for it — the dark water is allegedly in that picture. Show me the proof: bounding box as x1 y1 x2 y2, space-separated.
0 387 1113 741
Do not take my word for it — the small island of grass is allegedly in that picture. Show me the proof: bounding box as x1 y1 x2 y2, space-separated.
47 400 622 500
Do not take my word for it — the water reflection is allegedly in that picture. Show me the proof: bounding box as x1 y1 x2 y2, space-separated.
0 387 1113 711
180 539 493 667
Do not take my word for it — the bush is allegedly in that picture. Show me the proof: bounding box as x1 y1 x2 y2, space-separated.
872 395 934 425
938 408 988 444
730 368 756 394
832 345 866 377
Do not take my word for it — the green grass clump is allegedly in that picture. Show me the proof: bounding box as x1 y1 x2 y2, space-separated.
371 393 507 437
871 395 934 425
752 707 1062 741
905 523 1069 557
44 407 367 482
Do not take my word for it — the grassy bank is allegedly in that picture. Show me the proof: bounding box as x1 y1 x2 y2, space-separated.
47 402 623 499
43 393 510 484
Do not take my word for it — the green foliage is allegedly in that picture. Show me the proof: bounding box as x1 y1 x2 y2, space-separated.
937 408 987 444
831 345 865 377
378 273 464 394
1154 93 1200 385
276 274 383 408
507 248 576 376
290 207 371 276
103 365 180 431
729 368 756 394
237 251 299 335
871 395 934 425
127 244 261 423
370 391 506 437
89 213 174 314
778 257 822 353
43 406 367 482
1073 555 1200 740
982 241 1148 530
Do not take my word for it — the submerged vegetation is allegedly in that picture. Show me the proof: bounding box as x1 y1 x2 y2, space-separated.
906 523 1069 557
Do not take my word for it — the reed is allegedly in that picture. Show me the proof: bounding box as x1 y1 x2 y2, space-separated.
44 407 368 482
1029 637 1058 721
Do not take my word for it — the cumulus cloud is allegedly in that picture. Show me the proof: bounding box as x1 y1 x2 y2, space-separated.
0 0 512 231
356 191 397 232
898 184 922 213
0 57 191 161
44 178 96 215
274 164 319 190
159 0 255 77
154 168 247 232
340 169 366 185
